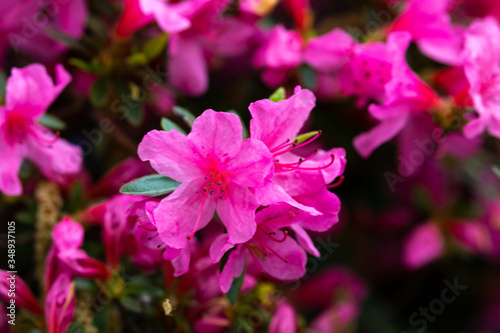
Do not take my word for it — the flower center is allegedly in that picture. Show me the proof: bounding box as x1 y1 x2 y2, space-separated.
3 111 60 147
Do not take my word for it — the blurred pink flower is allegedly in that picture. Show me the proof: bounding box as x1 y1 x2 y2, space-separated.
0 64 82 196
269 302 297 333
138 110 274 249
253 25 303 87
45 273 75 333
45 217 110 289
462 17 500 139
387 0 464 65
0 270 43 315
353 32 442 158
403 222 445 269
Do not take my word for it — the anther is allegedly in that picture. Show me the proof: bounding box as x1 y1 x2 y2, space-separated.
219 195 223 199
209 190 213 195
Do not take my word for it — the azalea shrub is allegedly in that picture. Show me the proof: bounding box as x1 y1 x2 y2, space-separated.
1 0 500 332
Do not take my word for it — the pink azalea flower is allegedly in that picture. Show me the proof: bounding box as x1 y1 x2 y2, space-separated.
249 86 346 232
115 0 192 37
292 268 367 332
210 204 308 293
253 25 303 87
353 32 443 158
387 0 464 65
138 110 274 249
1 0 88 61
0 270 43 315
45 273 75 333
45 217 110 289
0 64 82 196
268 302 297 333
103 194 150 270
462 17 500 139
403 222 445 269
450 220 492 254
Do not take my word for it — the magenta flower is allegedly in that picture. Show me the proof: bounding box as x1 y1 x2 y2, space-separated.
387 0 464 65
249 86 346 232
138 110 274 249
253 25 303 87
45 273 75 333
0 64 82 196
210 204 308 293
269 302 297 333
403 222 445 269
0 270 43 315
103 194 150 270
115 0 192 37
462 17 500 139
353 32 442 158
45 217 110 289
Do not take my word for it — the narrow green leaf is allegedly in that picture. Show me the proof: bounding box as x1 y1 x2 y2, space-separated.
90 77 109 106
269 87 286 102
173 106 196 128
0 70 6 102
120 175 181 196
226 264 246 305
69 58 102 73
143 33 168 60
161 117 186 134
38 114 66 130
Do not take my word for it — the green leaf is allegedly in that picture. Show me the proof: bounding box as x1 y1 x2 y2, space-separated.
269 87 286 102
225 264 246 305
119 295 143 313
143 33 168 60
0 70 6 102
38 114 66 130
90 77 109 106
161 117 186 134
66 181 84 213
173 106 196 128
120 174 181 196
125 53 149 66
300 65 317 90
69 58 102 73
111 80 143 126
492 165 500 179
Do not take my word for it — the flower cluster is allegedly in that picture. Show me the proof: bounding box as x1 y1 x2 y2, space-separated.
3 0 500 332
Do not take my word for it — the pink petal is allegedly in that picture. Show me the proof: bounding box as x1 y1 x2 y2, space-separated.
353 112 409 158
155 181 216 249
45 273 75 333
249 86 316 149
189 110 244 162
52 217 84 250
57 248 110 280
219 246 246 293
210 234 235 263
0 270 43 315
216 186 258 245
290 224 320 257
138 129 204 182
139 0 190 33
168 34 208 96
268 302 297 333
0 140 23 196
304 28 355 72
6 64 71 119
403 222 445 269
225 138 274 188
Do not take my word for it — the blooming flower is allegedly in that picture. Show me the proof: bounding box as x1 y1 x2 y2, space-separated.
0 64 82 196
210 204 308 293
353 32 443 158
461 17 500 139
45 217 110 289
138 110 274 249
249 86 346 232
